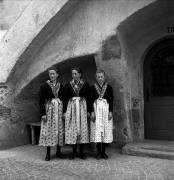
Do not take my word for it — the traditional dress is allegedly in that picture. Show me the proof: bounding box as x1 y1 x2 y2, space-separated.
65 79 91 144
90 82 113 143
38 80 65 147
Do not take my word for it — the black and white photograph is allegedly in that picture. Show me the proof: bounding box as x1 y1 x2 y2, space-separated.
0 0 174 179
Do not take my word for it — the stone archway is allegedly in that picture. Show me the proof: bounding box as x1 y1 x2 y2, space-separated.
17 54 97 123
13 54 97 145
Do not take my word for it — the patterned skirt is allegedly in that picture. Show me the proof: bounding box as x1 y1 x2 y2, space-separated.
90 98 113 143
65 97 89 144
39 98 64 147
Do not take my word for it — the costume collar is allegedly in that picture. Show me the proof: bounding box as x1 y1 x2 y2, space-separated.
97 81 105 88
70 79 84 96
94 82 107 98
47 80 60 98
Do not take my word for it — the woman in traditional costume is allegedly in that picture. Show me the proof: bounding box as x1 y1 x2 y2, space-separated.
90 69 114 159
65 67 91 160
38 67 65 161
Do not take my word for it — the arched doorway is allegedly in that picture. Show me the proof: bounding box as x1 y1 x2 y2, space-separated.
144 38 174 140
17 54 97 123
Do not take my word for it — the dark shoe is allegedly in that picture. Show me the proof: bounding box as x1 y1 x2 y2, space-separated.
56 152 66 159
79 153 86 160
45 154 51 161
101 153 108 160
69 153 77 160
96 153 101 160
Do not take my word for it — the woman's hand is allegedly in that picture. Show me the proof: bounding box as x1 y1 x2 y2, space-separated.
41 115 47 122
91 112 95 122
63 113 66 119
108 112 113 120
87 112 91 122
87 112 90 118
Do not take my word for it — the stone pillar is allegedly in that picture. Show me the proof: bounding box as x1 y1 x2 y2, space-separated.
94 34 133 146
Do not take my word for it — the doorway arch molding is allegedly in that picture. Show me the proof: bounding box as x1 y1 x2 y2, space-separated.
143 36 174 140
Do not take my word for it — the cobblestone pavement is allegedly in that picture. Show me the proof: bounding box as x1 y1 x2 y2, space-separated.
0 145 174 180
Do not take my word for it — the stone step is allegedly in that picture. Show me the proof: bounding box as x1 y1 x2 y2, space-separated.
122 140 174 160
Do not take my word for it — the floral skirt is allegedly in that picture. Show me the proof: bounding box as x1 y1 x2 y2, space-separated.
39 98 64 147
65 97 89 144
90 98 113 143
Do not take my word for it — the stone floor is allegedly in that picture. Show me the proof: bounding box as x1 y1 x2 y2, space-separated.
0 144 174 180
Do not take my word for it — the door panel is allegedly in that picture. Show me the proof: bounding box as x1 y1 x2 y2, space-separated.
151 97 174 130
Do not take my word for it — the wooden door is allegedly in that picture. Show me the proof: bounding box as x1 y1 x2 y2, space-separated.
144 39 174 140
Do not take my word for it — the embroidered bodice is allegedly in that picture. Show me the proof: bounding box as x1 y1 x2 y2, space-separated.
47 80 60 98
70 79 84 96
94 82 108 98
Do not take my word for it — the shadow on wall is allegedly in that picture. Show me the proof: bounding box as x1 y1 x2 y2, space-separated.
102 35 121 61
17 54 97 123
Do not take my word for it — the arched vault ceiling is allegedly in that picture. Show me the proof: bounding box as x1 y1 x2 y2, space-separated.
0 0 158 96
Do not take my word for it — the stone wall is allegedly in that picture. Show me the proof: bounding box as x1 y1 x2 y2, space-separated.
0 0 31 30
0 84 30 149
